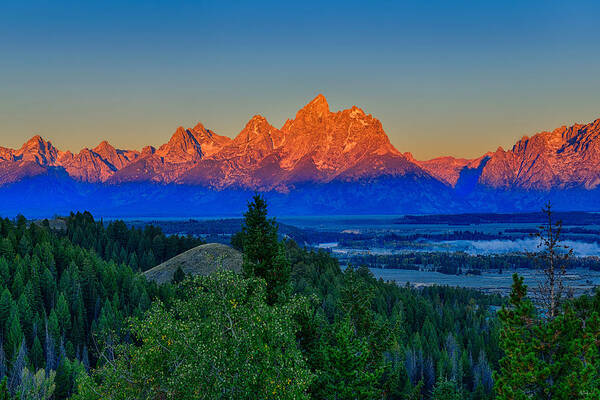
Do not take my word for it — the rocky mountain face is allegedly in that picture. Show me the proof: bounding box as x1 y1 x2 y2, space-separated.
0 95 429 190
1 95 600 216
417 118 600 191
479 119 600 190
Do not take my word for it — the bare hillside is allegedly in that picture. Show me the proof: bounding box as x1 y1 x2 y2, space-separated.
144 243 242 284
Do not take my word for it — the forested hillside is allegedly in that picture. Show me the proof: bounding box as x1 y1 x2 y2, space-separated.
72 198 504 400
0 213 200 397
65 212 203 272
1 202 599 399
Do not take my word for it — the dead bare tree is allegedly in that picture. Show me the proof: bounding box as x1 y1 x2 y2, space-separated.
528 202 573 319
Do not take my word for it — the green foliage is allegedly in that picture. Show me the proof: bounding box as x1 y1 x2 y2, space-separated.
30 337 44 371
65 211 203 272
286 240 501 399
495 274 600 399
432 378 462 400
74 271 312 400
0 377 8 400
0 214 172 399
171 265 186 284
8 204 583 399
238 194 291 305
19 368 56 400
318 317 384 399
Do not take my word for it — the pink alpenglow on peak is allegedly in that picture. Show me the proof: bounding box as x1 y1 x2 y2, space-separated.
1 97 600 194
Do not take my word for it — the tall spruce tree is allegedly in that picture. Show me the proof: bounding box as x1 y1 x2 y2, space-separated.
239 194 290 305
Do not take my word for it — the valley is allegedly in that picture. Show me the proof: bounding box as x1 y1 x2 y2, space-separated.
123 211 600 296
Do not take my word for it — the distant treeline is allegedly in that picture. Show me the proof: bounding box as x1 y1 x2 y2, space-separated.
394 211 600 225
124 218 371 245
345 251 600 274
507 226 600 235
338 231 522 249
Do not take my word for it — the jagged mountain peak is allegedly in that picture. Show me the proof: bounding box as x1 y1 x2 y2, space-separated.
295 94 330 118
229 114 283 157
156 126 203 163
19 134 54 151
141 146 156 157
346 105 366 117
192 122 208 132
186 123 231 158
3 99 600 195
16 135 59 165
93 140 116 153
239 114 273 134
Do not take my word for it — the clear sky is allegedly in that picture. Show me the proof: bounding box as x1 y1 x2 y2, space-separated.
1 0 599 159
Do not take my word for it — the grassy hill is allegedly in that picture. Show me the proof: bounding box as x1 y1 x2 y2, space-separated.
143 243 242 284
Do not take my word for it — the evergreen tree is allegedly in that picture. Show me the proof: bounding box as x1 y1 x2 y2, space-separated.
45 324 57 373
0 377 8 400
0 290 12 338
8 339 26 393
47 311 60 348
0 260 9 287
172 266 186 284
17 293 33 344
19 368 56 400
320 317 383 399
54 359 72 399
432 377 462 400
239 194 290 305
495 274 600 399
30 336 44 371
0 344 6 380
6 311 23 361
55 293 71 337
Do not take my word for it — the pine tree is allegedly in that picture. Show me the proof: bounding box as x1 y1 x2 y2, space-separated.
47 310 60 347
55 358 73 399
432 377 462 400
320 317 383 400
339 267 375 336
6 310 23 361
0 260 9 286
0 290 12 338
8 339 26 393
45 323 57 373
495 274 538 398
0 344 6 379
17 234 31 258
30 336 44 371
0 376 8 400
17 293 33 344
56 293 72 337
239 194 290 305
495 274 600 399
266 243 291 305
172 266 186 284
0 238 14 261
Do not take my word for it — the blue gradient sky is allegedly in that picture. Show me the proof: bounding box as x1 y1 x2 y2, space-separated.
1 0 599 159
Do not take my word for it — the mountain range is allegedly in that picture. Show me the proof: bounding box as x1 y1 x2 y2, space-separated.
2 95 600 217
